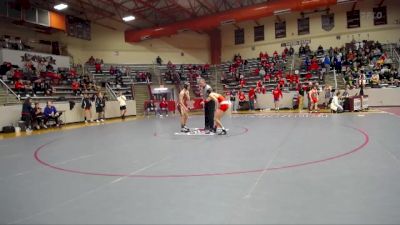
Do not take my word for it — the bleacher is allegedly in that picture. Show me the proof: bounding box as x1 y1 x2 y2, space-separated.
86 64 153 100
157 64 212 97
1 67 96 102
221 54 299 93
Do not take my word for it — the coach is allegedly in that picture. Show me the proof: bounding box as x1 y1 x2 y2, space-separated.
199 78 215 133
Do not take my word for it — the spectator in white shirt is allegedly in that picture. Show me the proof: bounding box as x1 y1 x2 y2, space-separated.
117 92 127 119
330 91 343 113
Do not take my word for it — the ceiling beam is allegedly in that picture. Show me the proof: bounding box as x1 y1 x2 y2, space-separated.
195 0 215 13
167 0 197 18
133 0 177 22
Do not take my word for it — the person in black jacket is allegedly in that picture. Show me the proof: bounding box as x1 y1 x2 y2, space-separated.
21 97 33 131
95 92 106 123
81 93 93 123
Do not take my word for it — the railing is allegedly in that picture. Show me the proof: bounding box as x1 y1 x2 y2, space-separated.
393 48 400 71
290 54 295 75
105 83 117 100
0 79 20 104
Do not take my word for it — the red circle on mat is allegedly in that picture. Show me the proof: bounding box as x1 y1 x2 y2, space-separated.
34 126 369 179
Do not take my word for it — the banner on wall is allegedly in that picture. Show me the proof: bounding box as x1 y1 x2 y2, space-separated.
254 25 265 42
234 28 245 45
297 17 310 35
321 13 335 31
0 49 70 69
281 39 311 47
275 21 286 39
373 6 387 25
347 10 360 29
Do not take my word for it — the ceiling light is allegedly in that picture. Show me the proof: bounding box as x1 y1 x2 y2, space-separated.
54 3 68 11
274 8 291 15
123 15 135 22
337 0 356 4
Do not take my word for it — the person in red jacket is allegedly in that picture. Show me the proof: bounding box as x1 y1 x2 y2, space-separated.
15 79 26 96
248 87 256 110
159 97 169 117
272 86 283 111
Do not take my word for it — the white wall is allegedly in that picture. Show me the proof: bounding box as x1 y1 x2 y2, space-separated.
0 100 136 128
0 49 71 69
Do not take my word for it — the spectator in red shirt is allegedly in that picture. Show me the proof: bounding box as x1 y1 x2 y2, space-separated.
159 97 169 117
278 77 285 89
273 50 279 60
260 85 266 94
69 68 77 78
71 80 81 96
15 79 26 96
248 87 256 110
239 78 246 89
13 69 23 81
95 62 102 74
272 86 283 111
238 90 246 110
306 72 312 80
256 80 263 93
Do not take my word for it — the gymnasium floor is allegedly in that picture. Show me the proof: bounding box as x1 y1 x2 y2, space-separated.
0 110 400 224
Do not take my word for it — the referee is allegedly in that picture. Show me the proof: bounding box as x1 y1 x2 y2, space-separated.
199 78 215 133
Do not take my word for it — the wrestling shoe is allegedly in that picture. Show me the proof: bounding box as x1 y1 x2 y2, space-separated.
218 129 227 135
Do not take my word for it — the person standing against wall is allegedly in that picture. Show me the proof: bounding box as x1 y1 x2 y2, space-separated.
117 92 127 119
95 92 106 123
81 93 93 123
199 78 214 133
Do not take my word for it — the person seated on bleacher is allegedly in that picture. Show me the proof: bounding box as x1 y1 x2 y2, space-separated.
304 43 311 55
109 66 116 76
13 68 24 81
14 78 26 97
95 61 102 74
6 67 15 80
317 45 324 55
288 46 294 56
43 80 53 96
239 78 246 89
238 90 246 109
44 101 62 127
145 99 157 116
159 97 169 116
273 50 279 60
281 49 287 61
299 44 306 55
72 80 81 96
32 102 46 129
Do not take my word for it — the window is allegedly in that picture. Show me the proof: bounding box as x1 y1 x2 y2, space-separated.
235 28 244 45
254 25 264 42
37 8 49 26
25 7 37 23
